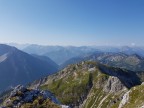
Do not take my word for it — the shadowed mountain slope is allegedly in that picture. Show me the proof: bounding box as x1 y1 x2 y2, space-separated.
0 44 58 92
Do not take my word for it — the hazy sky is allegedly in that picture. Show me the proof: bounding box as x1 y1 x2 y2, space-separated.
0 0 144 46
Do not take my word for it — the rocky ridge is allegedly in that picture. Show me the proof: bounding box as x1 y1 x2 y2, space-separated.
1 61 144 108
118 83 144 108
30 61 142 108
0 85 61 108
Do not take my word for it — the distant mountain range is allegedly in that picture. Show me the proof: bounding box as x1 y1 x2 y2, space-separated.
60 52 144 71
22 44 100 65
8 43 144 65
0 44 58 92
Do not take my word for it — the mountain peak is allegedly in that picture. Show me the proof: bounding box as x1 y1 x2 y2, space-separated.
0 44 58 92
34 61 141 107
0 44 17 56
1 85 60 108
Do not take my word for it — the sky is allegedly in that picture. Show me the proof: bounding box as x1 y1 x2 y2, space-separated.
0 0 144 46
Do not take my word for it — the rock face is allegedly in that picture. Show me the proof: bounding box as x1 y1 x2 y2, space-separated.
1 85 60 108
30 61 142 108
118 91 130 108
117 83 144 108
104 76 126 93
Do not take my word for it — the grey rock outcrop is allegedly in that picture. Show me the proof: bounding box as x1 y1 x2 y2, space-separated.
2 85 60 107
118 91 130 108
104 76 127 93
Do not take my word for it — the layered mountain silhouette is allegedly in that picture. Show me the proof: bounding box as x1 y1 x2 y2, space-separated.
21 44 144 64
31 54 59 69
8 43 144 65
0 44 58 92
22 44 100 65
60 52 144 71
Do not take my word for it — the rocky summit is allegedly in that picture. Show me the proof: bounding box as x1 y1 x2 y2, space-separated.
30 61 144 108
0 85 61 108
1 61 144 108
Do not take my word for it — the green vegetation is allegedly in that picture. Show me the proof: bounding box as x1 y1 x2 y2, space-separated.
39 61 142 108
123 84 144 108
1 61 143 108
82 72 124 108
40 62 114 107
3 95 60 108
21 97 60 108
41 70 91 105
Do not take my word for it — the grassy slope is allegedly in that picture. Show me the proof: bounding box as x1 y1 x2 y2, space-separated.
123 84 144 108
40 62 129 108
